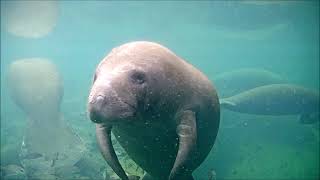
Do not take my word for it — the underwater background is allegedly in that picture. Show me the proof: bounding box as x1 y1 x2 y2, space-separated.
1 1 319 180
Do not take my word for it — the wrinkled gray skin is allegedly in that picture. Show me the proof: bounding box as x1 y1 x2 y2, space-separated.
220 84 319 124
214 68 285 98
87 41 220 180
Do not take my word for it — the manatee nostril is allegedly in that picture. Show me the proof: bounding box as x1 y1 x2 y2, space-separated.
90 94 105 104
96 95 105 102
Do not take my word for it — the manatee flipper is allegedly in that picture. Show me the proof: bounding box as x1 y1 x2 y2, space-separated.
219 99 236 109
95 124 128 180
299 112 319 124
169 110 196 180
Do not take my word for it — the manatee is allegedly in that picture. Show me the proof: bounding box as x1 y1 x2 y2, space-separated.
87 41 220 180
6 58 85 165
214 68 285 98
220 84 320 124
2 1 58 38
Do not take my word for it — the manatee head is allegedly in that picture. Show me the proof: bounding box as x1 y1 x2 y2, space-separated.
88 41 175 124
88 65 146 124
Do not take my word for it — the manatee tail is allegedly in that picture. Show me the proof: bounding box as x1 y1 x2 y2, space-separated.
220 99 236 110
299 112 319 124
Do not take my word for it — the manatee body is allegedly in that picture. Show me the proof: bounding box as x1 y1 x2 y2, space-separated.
7 58 84 161
87 41 220 180
7 58 63 119
220 84 319 124
214 68 285 98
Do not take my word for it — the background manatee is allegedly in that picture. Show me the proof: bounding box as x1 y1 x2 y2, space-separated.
220 84 319 124
7 58 63 120
214 68 285 98
6 58 85 173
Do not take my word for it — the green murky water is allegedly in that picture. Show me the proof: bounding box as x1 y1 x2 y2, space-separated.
1 1 319 180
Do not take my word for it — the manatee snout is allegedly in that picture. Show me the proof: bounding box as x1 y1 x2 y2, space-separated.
88 95 106 123
88 84 137 124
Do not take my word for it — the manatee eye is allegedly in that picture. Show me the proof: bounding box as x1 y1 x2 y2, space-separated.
130 71 146 84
